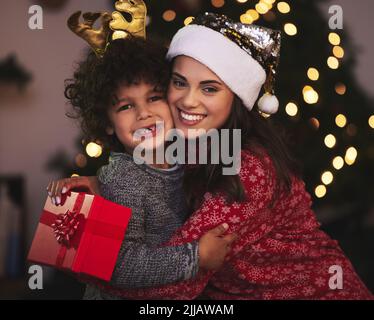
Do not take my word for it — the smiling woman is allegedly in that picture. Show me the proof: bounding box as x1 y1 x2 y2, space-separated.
168 56 234 137
91 12 373 300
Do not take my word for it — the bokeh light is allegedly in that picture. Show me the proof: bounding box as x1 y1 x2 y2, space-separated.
324 134 336 148
184 16 194 26
277 2 290 14
211 0 225 8
327 56 339 69
328 32 341 45
284 23 297 36
335 83 346 95
332 156 344 170
162 10 176 22
335 114 347 128
285 102 298 116
321 171 334 185
307 68 319 81
315 185 327 198
86 142 103 158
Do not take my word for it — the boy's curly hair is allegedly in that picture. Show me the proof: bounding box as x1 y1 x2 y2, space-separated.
65 37 171 151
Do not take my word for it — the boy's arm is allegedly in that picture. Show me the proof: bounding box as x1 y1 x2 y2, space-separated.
110 220 234 290
103 181 201 289
110 239 200 289
48 175 232 290
47 175 201 287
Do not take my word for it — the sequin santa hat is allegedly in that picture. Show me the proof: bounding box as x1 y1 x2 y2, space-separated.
167 12 281 114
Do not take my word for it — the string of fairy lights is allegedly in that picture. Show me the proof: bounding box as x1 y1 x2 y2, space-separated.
75 0 374 200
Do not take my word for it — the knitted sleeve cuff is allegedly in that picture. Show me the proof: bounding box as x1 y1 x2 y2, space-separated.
182 240 200 281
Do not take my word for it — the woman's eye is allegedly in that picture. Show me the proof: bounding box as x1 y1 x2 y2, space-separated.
203 87 218 93
172 79 186 88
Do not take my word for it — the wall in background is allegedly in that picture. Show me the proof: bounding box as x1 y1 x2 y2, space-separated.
0 0 110 247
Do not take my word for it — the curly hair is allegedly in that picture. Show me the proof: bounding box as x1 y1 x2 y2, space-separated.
64 38 171 151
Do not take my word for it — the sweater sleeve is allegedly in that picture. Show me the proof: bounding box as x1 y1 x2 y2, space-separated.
110 238 200 289
97 167 200 289
97 149 279 299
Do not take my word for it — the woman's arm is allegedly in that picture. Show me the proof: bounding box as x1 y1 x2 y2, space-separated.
110 221 236 289
94 150 278 299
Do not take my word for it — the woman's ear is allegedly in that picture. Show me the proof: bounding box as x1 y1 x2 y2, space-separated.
106 126 114 135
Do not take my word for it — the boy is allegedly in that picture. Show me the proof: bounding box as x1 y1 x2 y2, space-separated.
49 37 236 299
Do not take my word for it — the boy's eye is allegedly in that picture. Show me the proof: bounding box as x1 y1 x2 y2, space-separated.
149 95 164 103
117 104 133 112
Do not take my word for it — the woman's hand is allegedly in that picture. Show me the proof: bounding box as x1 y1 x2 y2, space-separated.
198 223 237 271
47 176 100 206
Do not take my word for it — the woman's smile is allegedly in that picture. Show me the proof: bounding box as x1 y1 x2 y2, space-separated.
177 107 207 126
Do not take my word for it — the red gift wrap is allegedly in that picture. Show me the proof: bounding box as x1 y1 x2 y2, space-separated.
28 192 132 281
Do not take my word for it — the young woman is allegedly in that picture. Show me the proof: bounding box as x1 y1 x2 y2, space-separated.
51 13 373 299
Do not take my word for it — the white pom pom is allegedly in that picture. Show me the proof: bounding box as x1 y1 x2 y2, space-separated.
257 93 279 114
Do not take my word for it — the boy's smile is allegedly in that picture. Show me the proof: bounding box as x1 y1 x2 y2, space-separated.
133 122 165 141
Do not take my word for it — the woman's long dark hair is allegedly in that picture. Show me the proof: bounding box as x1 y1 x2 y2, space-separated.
183 95 301 213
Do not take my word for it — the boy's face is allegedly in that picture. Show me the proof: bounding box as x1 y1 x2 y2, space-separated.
106 81 174 153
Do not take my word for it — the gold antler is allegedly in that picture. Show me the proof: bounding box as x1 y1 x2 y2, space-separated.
110 0 147 40
67 1 147 57
67 11 112 57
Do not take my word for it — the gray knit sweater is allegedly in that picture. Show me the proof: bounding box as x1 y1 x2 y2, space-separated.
83 152 199 299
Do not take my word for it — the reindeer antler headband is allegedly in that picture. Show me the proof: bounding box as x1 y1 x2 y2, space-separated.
67 0 147 58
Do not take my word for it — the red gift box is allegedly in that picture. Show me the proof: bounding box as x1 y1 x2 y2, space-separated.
28 191 132 281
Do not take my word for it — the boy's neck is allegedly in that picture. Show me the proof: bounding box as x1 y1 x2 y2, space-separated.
124 147 172 169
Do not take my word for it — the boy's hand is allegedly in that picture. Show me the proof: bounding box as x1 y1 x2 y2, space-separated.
47 176 100 206
198 223 238 271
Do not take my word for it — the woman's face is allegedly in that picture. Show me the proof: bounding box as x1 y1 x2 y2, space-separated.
167 56 234 138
